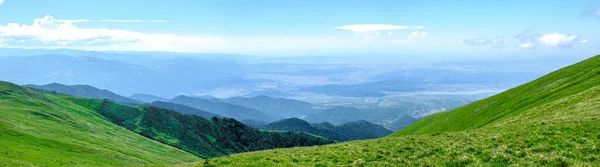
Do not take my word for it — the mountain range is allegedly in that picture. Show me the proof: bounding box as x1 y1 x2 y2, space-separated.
204 54 600 166
225 95 318 118
25 83 142 104
0 81 333 166
129 93 168 103
169 95 276 122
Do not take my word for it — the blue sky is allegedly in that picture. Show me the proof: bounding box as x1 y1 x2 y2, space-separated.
0 0 599 55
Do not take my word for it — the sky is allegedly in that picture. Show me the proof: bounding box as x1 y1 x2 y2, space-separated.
0 0 599 56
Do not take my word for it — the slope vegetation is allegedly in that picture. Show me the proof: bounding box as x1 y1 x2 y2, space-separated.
194 54 600 166
0 81 199 166
67 98 333 158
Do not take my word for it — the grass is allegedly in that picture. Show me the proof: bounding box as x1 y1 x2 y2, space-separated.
0 81 200 166
182 54 600 166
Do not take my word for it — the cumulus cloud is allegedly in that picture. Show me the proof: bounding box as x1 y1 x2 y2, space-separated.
0 15 225 51
518 42 535 49
538 33 587 48
463 36 504 48
514 29 541 49
514 29 587 49
336 24 423 34
408 31 428 40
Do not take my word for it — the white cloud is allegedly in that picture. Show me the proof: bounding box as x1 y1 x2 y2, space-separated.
538 33 580 48
579 39 588 44
0 0 4 5
518 42 535 49
408 31 428 40
0 15 225 51
336 24 423 34
388 32 393 36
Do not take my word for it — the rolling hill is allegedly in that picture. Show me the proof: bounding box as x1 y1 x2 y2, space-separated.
259 118 392 141
195 54 600 166
170 95 275 122
25 83 142 104
0 81 200 166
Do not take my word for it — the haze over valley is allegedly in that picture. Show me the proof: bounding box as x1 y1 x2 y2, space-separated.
1 0 600 166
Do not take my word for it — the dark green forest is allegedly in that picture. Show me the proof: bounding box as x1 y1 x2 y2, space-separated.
67 98 334 158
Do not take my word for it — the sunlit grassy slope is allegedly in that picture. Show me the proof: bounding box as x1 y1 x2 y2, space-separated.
0 81 200 166
191 54 600 166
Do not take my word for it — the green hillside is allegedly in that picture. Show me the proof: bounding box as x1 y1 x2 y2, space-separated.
65 98 334 158
191 54 600 166
0 81 200 166
393 53 600 135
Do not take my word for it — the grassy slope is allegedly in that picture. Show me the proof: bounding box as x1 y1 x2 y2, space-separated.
190 54 600 166
394 53 600 135
0 81 199 166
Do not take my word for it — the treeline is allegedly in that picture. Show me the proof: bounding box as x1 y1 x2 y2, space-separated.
68 98 334 158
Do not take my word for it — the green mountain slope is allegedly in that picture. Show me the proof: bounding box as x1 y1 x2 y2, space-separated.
0 81 199 166
25 83 142 104
393 53 600 136
67 98 334 158
194 54 600 166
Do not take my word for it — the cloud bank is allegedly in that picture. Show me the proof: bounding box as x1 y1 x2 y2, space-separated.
0 15 225 51
514 30 587 49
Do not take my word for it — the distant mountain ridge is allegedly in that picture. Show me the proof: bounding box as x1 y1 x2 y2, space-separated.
170 95 275 122
302 107 366 125
225 95 318 118
150 101 223 119
129 93 168 103
25 83 142 104
257 118 392 141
